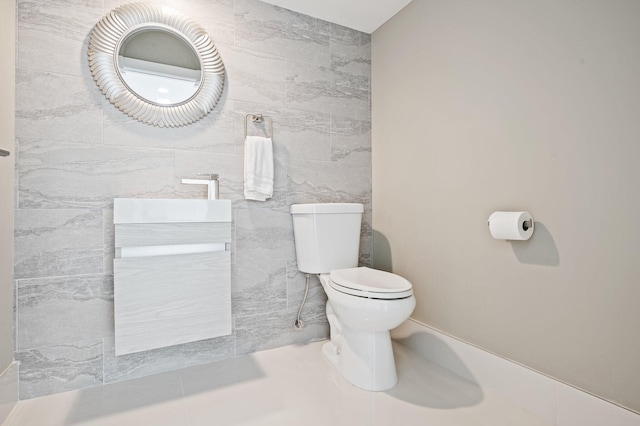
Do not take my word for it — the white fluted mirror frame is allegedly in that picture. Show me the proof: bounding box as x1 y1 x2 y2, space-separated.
88 3 225 128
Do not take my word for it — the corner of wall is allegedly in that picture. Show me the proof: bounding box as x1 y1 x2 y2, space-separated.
0 362 19 424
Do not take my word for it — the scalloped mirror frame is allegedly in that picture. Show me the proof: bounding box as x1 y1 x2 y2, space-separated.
88 3 225 128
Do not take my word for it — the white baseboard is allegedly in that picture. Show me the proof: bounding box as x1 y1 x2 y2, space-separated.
0 362 18 425
391 319 640 426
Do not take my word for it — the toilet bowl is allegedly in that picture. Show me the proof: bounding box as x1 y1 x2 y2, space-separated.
290 203 416 391
319 267 415 391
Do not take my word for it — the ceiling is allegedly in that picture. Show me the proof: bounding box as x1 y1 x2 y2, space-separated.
258 0 413 34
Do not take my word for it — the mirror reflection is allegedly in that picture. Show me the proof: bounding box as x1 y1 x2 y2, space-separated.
117 28 202 105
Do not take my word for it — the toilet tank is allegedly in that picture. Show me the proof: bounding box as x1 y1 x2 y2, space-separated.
290 203 364 274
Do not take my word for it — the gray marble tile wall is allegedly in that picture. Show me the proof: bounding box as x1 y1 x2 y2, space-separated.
14 0 371 399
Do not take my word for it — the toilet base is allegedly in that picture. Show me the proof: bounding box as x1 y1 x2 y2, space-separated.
322 324 398 391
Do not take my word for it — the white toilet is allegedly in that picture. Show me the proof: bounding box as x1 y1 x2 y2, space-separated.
290 203 416 391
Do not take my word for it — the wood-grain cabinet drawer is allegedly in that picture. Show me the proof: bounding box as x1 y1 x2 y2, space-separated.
114 251 231 355
113 223 232 355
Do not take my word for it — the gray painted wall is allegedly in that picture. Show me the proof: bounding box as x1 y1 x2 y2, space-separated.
14 0 371 399
1 0 16 371
0 0 17 421
372 0 640 412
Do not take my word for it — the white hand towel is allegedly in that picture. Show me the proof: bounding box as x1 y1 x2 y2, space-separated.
244 135 274 201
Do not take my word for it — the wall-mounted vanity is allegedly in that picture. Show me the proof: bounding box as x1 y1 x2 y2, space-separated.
113 198 232 356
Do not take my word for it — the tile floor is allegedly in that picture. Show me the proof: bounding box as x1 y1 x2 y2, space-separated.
3 340 551 426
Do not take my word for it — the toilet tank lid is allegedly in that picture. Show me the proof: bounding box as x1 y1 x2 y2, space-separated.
330 267 412 293
290 203 364 214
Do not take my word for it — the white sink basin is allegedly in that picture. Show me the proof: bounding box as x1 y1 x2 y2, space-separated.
114 198 232 224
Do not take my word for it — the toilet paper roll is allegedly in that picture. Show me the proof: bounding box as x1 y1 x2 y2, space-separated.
488 211 534 240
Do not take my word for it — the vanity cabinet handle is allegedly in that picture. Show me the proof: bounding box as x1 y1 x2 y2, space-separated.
0 149 9 157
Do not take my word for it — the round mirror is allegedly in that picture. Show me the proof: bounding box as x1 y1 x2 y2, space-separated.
88 3 225 128
117 28 203 105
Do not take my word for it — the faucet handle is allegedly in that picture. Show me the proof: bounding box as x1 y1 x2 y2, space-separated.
197 173 219 181
181 174 220 200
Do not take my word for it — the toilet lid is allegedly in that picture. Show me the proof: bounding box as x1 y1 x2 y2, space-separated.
329 267 413 299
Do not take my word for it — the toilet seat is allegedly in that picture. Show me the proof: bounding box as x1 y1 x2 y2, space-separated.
329 267 413 300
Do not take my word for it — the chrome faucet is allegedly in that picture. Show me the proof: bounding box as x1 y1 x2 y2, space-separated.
181 173 219 200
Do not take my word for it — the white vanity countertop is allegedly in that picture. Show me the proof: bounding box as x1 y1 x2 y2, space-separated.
114 198 232 224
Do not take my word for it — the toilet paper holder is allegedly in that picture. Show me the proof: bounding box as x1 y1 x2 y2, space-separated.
487 211 535 241
486 218 533 231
